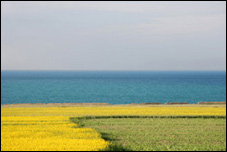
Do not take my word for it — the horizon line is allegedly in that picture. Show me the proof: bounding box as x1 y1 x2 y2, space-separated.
1 70 226 72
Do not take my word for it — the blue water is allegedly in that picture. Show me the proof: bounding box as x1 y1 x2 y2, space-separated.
1 71 226 105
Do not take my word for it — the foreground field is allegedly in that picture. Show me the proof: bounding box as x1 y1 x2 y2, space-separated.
1 116 109 151
1 105 226 151
80 117 226 151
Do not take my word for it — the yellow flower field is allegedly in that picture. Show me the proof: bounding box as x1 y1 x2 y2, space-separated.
1 106 226 116
1 116 109 151
1 106 226 151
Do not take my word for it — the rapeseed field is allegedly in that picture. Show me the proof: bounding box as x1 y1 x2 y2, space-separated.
1 116 109 151
1 106 226 116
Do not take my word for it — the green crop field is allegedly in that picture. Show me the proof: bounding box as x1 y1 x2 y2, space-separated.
75 117 226 151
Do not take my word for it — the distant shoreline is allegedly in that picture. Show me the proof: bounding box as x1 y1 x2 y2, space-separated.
1 101 226 108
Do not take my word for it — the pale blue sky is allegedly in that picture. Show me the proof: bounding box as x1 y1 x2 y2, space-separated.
1 1 226 70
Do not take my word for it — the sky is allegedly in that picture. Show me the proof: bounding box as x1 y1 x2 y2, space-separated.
1 1 226 71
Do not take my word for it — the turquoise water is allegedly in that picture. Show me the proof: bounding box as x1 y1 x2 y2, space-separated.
1 71 226 104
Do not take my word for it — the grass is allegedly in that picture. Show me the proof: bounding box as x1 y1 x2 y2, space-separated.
71 116 226 151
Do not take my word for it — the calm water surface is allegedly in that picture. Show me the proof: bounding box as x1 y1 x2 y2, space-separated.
1 71 226 104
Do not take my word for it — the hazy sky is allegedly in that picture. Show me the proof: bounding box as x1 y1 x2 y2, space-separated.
1 1 226 70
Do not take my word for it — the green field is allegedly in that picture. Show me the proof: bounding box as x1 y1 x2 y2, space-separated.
72 117 226 151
